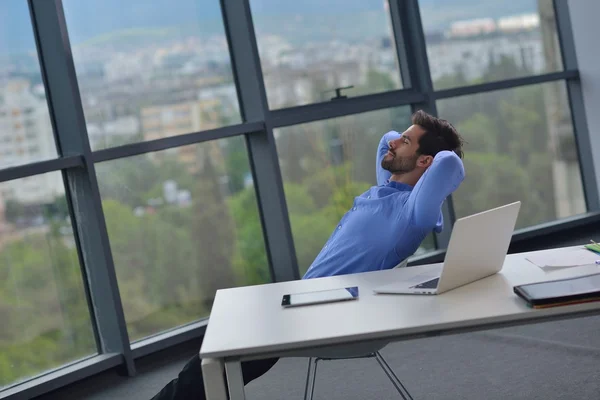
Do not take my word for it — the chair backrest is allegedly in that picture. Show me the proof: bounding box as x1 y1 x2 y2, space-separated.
394 258 408 269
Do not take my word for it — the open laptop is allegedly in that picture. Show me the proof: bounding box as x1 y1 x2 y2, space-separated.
373 201 521 295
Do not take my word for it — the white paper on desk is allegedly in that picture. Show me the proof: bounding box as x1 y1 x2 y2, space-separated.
525 247 599 268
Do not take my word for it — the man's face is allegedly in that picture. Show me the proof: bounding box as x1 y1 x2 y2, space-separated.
381 125 426 174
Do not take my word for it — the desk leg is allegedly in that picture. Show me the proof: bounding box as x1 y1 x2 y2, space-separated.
225 359 246 400
202 358 227 400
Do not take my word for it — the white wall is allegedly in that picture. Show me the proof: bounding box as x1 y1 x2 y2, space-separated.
568 0 600 199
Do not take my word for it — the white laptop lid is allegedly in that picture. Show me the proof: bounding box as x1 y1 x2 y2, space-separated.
436 201 521 294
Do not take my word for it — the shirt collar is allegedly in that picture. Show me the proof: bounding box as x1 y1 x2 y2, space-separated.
386 180 413 191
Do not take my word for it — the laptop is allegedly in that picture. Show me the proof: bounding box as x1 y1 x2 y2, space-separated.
373 201 521 295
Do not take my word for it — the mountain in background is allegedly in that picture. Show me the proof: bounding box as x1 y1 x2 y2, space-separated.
1 0 538 54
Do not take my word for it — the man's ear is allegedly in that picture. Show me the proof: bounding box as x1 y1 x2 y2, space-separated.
417 155 433 168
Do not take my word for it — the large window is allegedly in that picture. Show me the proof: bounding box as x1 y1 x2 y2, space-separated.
420 0 562 89
0 0 57 169
63 0 241 150
96 137 268 340
274 107 436 276
250 0 403 109
438 82 585 229
0 173 95 389
2 0 595 397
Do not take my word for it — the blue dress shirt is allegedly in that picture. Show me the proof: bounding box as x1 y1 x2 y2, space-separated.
303 131 465 279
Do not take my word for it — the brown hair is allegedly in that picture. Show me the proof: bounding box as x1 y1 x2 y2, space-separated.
412 110 464 159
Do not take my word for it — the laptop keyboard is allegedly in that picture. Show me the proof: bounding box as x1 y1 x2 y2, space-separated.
411 277 439 289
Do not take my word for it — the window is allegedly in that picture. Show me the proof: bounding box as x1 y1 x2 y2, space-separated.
95 136 269 341
274 107 437 276
0 173 96 389
0 0 57 170
62 0 241 151
250 0 403 109
420 0 563 89
437 81 585 229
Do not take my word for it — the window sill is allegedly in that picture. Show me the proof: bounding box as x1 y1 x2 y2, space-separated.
131 318 208 359
0 354 122 400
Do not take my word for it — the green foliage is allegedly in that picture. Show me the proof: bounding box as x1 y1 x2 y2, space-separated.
456 113 498 153
439 59 570 228
453 153 547 229
290 211 334 276
224 136 250 193
228 188 269 286
0 231 94 387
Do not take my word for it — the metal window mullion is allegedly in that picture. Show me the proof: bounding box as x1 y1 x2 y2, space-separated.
29 0 135 376
91 121 265 163
432 70 578 100
400 0 454 249
553 0 600 210
0 155 83 184
269 90 425 128
388 0 413 89
221 0 299 281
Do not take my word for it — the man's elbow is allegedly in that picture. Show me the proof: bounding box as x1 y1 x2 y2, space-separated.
413 212 439 231
435 151 465 176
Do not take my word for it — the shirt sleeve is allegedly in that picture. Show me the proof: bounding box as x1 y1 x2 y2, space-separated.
407 150 465 231
376 131 402 186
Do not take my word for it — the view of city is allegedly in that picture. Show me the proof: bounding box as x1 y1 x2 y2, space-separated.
0 0 587 389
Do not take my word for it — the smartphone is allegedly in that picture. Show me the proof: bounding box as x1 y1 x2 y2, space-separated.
281 286 359 308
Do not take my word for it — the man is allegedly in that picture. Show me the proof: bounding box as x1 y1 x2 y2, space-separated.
152 110 465 400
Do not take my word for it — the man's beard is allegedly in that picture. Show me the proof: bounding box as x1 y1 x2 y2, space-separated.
381 152 418 174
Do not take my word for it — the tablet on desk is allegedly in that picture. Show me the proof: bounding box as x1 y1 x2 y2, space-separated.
281 286 359 308
514 273 600 308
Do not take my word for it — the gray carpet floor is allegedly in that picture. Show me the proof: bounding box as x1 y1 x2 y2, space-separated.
37 316 600 400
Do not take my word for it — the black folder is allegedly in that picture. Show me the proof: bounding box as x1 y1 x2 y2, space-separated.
514 273 600 309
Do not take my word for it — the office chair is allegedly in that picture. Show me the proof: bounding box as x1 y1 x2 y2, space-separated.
303 258 414 400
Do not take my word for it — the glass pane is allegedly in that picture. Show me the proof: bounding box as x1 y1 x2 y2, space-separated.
274 107 438 277
250 0 403 109
420 0 563 89
96 137 269 341
0 173 96 389
0 0 57 169
438 81 585 229
63 0 240 151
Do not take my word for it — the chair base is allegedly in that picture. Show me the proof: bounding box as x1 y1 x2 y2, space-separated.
303 351 414 400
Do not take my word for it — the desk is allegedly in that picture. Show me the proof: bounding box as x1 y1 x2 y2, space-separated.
200 247 600 400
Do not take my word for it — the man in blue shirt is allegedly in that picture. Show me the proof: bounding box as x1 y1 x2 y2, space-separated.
304 110 464 278
152 110 465 400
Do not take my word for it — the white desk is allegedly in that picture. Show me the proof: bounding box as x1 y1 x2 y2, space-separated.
200 247 600 400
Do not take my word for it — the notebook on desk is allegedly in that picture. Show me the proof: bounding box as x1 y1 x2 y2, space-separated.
525 247 599 269
514 273 600 309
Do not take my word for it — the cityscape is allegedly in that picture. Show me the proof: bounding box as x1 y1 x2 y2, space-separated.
0 8 559 204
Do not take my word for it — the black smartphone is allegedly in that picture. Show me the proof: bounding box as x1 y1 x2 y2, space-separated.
281 286 359 308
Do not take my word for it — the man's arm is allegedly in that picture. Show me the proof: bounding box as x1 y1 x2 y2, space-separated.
376 131 401 186
407 151 465 230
